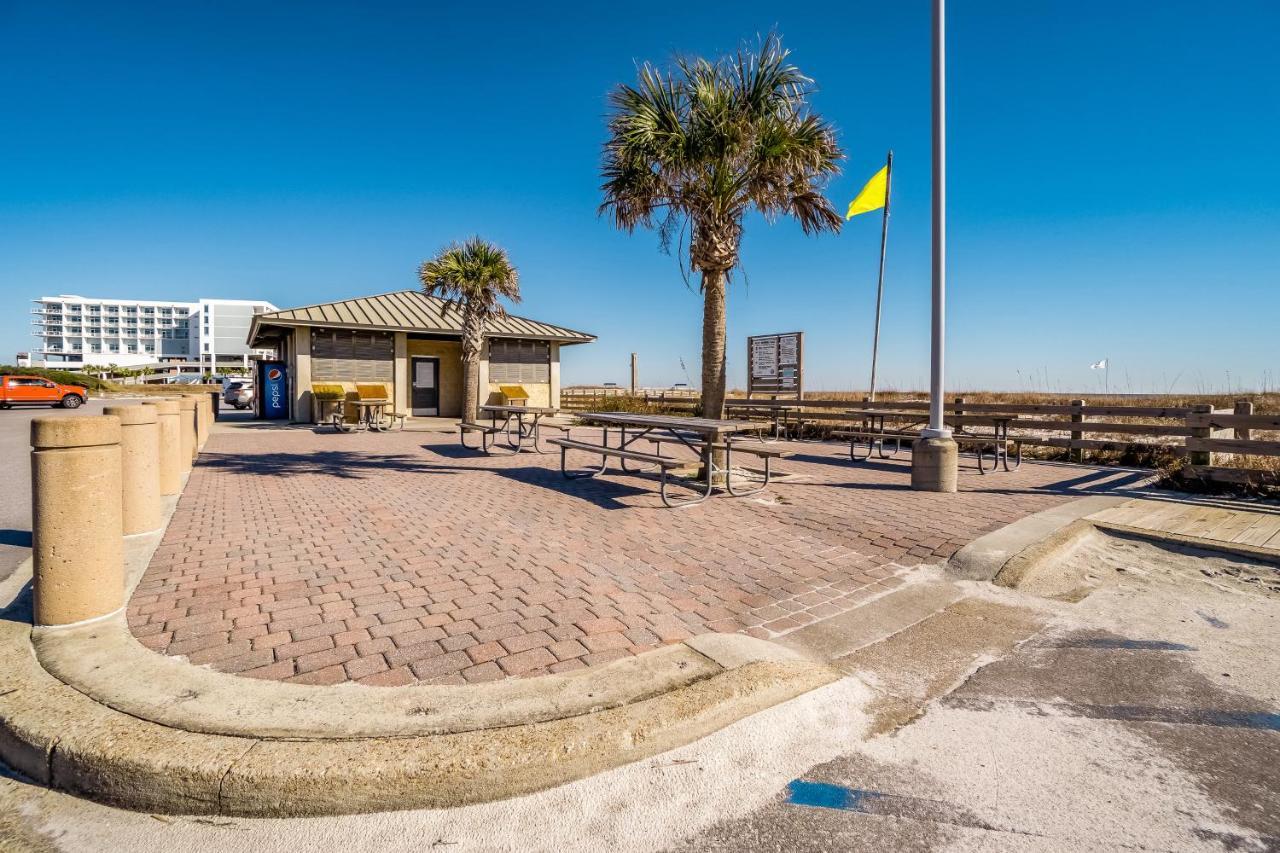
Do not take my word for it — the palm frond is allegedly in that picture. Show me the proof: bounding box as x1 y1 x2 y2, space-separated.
418 237 521 319
600 33 845 269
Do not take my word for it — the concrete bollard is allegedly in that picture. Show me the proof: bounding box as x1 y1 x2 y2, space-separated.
199 394 211 447
910 436 958 493
31 415 124 626
143 399 182 495
190 394 209 450
178 396 197 470
103 405 162 535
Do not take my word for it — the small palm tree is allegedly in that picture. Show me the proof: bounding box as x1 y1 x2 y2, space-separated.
601 34 843 420
419 237 521 421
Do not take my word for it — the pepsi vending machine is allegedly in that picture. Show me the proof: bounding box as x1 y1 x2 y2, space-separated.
256 360 289 420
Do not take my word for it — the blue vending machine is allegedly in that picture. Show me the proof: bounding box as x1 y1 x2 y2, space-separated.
258 360 289 420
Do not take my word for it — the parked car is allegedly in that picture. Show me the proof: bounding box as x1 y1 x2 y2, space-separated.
0 375 88 409
222 381 255 410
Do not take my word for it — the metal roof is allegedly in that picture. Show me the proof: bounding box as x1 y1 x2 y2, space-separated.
248 290 594 346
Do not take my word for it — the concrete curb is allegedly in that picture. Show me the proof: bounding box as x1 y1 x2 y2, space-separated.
32 614 781 739
2 421 839 816
1 580 836 816
946 494 1128 582
949 492 1280 588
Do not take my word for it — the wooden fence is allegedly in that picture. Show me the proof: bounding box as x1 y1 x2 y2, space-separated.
558 393 1279 486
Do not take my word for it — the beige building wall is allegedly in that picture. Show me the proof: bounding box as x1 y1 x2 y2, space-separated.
406 338 463 418
285 328 571 421
550 343 561 408
393 333 409 416
291 327 313 424
481 339 561 409
485 380 552 408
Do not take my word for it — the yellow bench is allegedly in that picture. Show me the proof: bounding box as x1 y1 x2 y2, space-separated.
500 385 530 406
354 383 406 430
312 384 355 428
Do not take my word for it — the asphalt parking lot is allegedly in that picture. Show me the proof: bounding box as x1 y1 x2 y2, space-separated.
0 398 111 580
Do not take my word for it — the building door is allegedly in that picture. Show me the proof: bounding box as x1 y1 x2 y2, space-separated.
411 357 440 416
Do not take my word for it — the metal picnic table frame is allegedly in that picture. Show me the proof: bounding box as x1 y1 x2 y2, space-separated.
334 399 391 432
844 409 1022 473
566 412 769 507
724 399 805 442
480 404 558 453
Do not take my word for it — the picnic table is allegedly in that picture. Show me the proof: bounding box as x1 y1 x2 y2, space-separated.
725 399 805 441
351 399 391 432
839 409 1023 473
479 404 559 453
550 412 781 507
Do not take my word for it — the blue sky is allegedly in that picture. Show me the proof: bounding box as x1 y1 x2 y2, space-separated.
2 1 1277 393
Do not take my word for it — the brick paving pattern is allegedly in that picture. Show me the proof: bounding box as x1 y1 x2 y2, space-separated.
127 426 1133 686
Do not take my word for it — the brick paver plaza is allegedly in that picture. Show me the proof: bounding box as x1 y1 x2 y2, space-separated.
127 425 1134 686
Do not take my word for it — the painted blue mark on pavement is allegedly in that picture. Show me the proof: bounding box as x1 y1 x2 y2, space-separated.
785 780 998 831
786 780 880 812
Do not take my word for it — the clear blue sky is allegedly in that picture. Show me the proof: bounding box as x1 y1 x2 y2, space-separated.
2 1 1277 393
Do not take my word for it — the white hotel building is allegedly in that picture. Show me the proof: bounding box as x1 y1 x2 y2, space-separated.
31 295 278 373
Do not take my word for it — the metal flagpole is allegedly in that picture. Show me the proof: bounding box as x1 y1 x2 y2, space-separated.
923 0 950 439
868 150 893 402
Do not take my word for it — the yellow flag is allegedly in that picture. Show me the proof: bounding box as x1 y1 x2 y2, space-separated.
846 165 888 219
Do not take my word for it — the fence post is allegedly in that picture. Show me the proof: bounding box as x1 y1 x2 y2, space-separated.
103 404 162 535
1234 399 1253 441
1069 399 1086 463
1188 403 1213 467
953 396 965 432
30 415 124 626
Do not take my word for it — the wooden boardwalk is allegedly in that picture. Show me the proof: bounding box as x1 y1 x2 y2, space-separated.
1088 497 1280 557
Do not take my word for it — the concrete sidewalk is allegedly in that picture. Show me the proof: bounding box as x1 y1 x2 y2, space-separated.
125 421 1147 687
4 515 1276 850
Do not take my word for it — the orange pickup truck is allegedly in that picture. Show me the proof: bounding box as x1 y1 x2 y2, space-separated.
0 375 88 409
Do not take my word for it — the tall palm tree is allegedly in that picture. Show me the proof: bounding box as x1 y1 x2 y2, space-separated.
419 237 521 421
600 34 844 420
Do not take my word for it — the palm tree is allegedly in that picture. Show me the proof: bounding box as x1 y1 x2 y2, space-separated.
600 34 843 420
419 237 521 421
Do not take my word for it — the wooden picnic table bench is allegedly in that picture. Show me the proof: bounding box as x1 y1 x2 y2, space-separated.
562 412 769 507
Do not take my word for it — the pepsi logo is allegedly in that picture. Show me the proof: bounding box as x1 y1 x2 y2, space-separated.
268 368 282 381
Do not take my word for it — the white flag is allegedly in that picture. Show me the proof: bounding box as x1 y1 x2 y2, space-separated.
1090 359 1107 370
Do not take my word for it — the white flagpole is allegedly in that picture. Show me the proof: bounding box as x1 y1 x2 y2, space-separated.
923 0 950 438
868 150 893 402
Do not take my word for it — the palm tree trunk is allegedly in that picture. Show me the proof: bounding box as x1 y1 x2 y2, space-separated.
700 268 728 419
460 356 479 422
460 308 484 422
700 268 729 483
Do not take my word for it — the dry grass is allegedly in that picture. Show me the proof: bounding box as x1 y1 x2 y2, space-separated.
800 389 1280 413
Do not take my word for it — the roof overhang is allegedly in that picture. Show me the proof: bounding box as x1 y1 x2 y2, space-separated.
247 317 596 349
